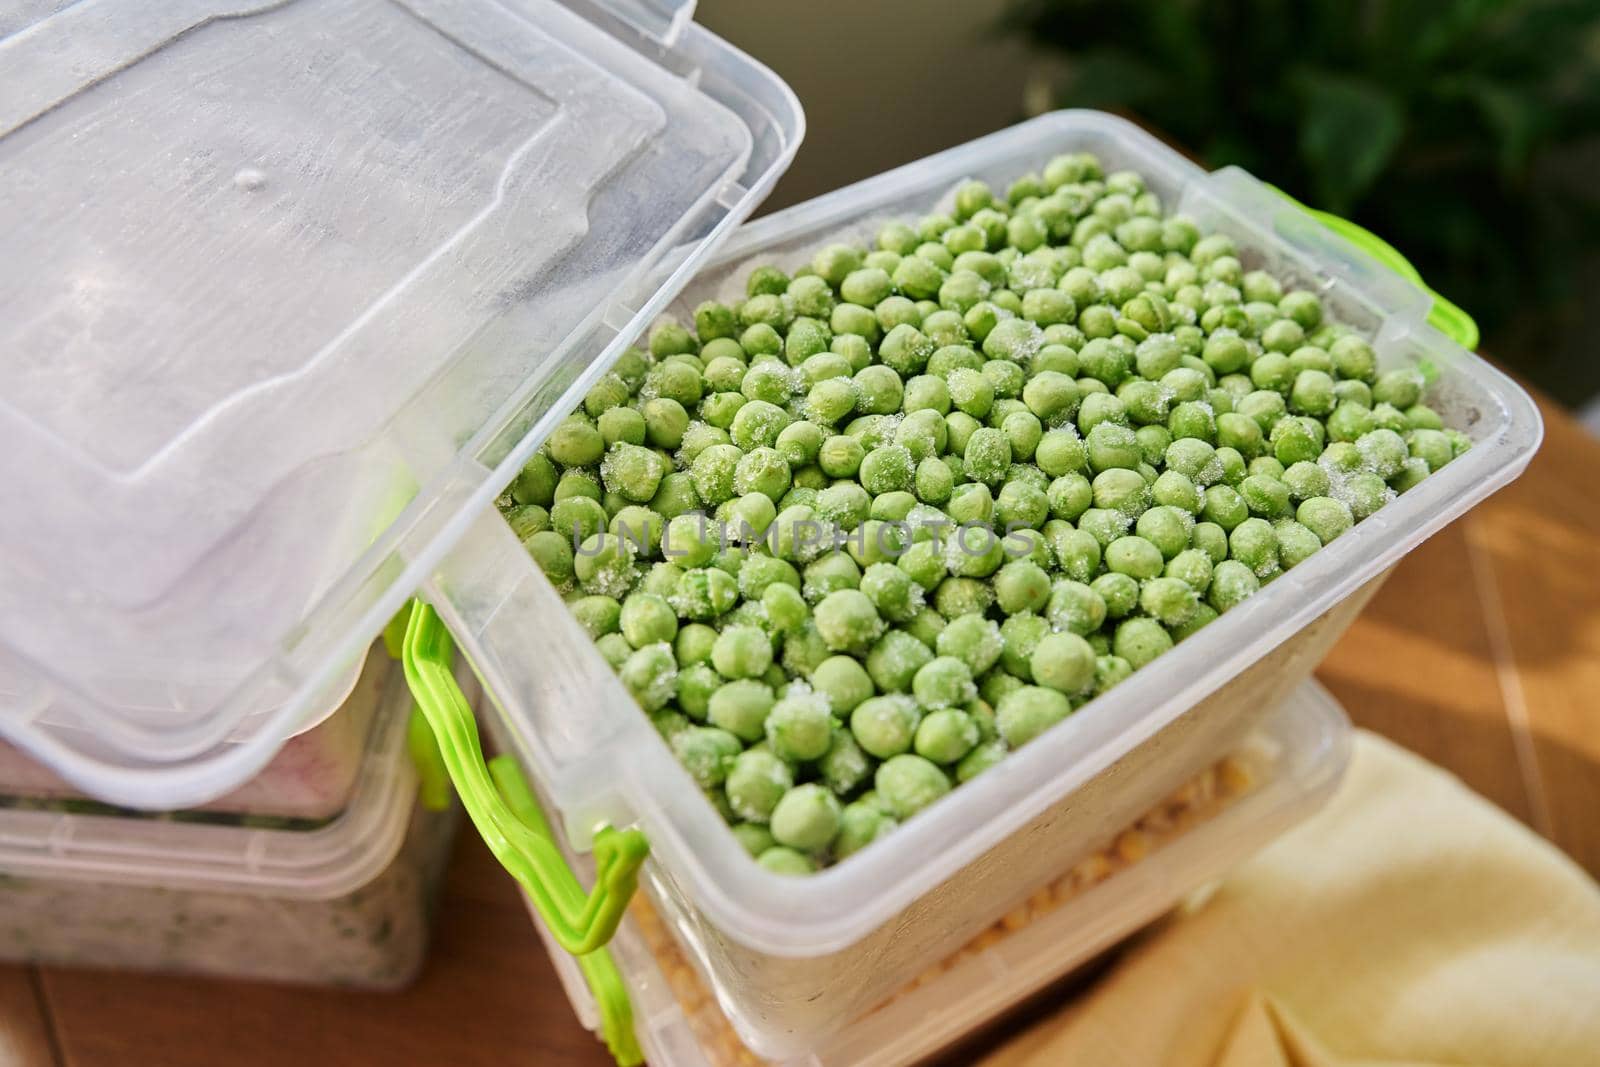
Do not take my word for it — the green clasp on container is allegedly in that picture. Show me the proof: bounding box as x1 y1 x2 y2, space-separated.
402 601 649 958
1268 185 1479 351
492 754 643 1067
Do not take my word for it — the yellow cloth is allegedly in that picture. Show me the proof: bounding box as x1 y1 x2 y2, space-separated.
980 732 1600 1067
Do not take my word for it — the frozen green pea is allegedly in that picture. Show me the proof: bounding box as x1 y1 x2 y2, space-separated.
1201 484 1249 531
661 513 722 567
672 726 740 790
711 625 773 680
912 656 975 710
1275 519 1322 569
955 739 1009 784
1357 428 1409 479
1085 422 1141 472
934 575 994 619
505 504 550 543
707 679 775 742
1229 517 1280 577
875 753 950 819
1342 471 1392 520
1092 468 1149 518
803 552 862 602
851 694 920 759
834 799 898 859
726 749 794 823
570 594 622 639
858 562 919 622
1407 428 1453 472
1239 473 1291 518
672 567 739 619
547 421 606 469
1373 367 1424 409
620 593 677 648
997 612 1050 679
1208 559 1260 612
619 642 677 713
1134 505 1193 559
1164 546 1214 592
1091 571 1140 619
732 823 777 858
765 688 835 763
1044 580 1105 636
554 470 602 503
866 628 935 693
1297 496 1353 544
995 480 1049 530
914 708 980 764
573 532 638 596
794 655 872 718
815 727 871 797
1105 535 1165 580
1215 411 1264 458
995 685 1072 747
1111 616 1173 669
758 846 815 876
1029 631 1096 694
1150 469 1201 514
596 632 633 670
770 784 842 851
512 453 560 507
760 582 807 633
676 662 721 721
931 614 1002 676
1077 507 1131 548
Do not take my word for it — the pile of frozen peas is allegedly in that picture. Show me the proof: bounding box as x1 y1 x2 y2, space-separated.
499 151 1468 874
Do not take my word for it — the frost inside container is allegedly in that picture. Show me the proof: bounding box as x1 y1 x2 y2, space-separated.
0 649 376 824
0 654 461 988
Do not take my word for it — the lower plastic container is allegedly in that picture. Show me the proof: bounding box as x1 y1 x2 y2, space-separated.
0 649 374 823
0 652 460 988
435 108 1538 1059
523 683 1350 1066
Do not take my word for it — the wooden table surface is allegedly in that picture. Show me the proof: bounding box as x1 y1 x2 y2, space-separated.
3 393 1595 1067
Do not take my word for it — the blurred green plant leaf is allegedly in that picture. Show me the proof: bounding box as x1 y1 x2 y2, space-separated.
1291 70 1406 212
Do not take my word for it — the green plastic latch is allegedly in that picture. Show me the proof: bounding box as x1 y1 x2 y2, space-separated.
492 754 643 1067
1268 185 1479 351
402 600 648 957
378 604 452 811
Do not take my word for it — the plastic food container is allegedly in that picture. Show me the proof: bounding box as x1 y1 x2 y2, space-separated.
0 649 375 823
520 683 1351 1066
0 653 460 988
0 0 801 811
420 110 1541 1059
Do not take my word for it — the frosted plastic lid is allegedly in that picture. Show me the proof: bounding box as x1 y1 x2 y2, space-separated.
0 0 801 807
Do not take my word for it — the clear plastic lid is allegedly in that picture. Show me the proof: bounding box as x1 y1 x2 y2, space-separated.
0 0 801 807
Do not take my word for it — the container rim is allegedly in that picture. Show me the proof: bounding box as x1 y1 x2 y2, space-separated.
0 649 421 900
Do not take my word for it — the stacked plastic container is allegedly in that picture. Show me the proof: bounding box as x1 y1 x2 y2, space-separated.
507 684 1351 1066
0 645 463 988
0 0 1540 1053
436 109 1540 1059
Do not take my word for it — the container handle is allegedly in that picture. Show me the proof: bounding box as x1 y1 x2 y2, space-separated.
491 754 644 1067
1266 184 1479 351
402 600 648 956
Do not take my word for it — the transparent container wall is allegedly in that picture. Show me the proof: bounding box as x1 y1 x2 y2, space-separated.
0 646 379 822
523 684 1351 1067
0 803 457 988
0 0 801 811
442 110 1540 1058
0 653 468 987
